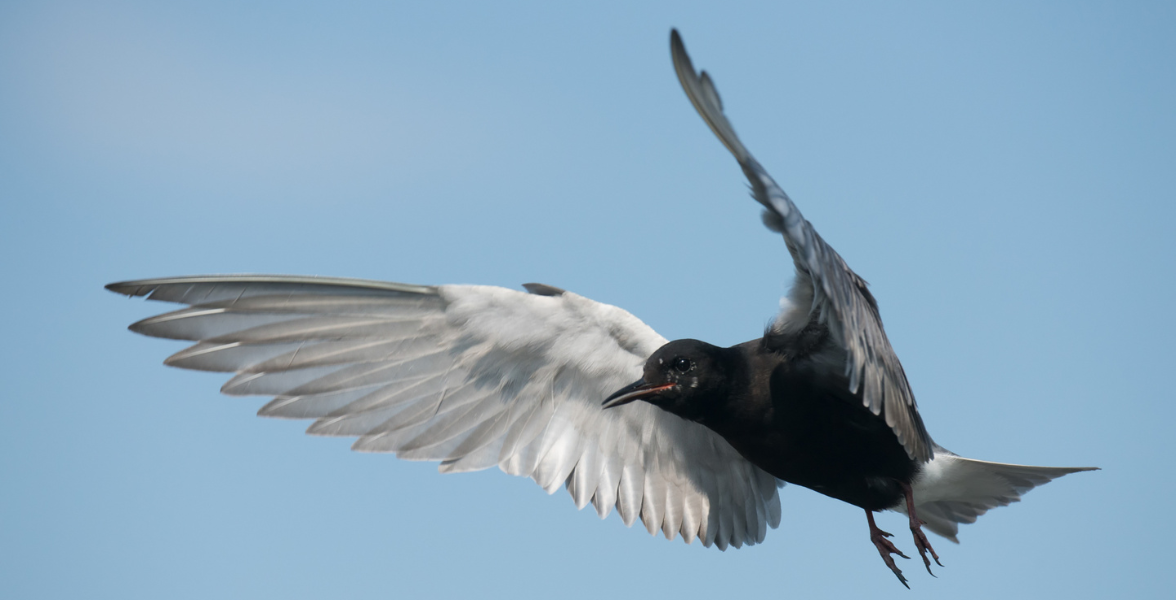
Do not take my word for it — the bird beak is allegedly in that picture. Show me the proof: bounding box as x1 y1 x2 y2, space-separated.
602 379 677 409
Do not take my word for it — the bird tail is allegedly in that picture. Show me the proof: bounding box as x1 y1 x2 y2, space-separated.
902 448 1097 542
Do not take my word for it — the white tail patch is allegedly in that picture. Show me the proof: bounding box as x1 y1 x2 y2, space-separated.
899 448 1097 542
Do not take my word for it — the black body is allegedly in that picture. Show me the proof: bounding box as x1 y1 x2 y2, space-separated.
607 333 920 511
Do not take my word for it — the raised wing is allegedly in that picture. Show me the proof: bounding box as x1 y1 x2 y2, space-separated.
108 275 781 550
670 30 933 462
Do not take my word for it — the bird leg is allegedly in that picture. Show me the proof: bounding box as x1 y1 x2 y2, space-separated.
866 509 910 588
901 481 943 575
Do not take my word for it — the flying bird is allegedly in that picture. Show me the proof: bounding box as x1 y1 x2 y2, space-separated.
107 29 1096 587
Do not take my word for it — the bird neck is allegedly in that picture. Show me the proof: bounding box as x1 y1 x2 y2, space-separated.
688 343 772 433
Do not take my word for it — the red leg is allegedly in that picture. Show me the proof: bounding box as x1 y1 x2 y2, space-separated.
902 482 943 575
866 509 910 588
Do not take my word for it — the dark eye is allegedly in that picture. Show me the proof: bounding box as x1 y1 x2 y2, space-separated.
672 357 693 373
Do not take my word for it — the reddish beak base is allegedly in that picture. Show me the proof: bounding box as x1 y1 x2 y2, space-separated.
601 381 677 409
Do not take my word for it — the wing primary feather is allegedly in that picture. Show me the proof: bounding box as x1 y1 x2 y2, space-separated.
110 275 785 548
670 29 934 462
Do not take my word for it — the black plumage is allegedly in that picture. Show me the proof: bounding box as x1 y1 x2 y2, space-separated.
606 336 919 512
604 334 937 585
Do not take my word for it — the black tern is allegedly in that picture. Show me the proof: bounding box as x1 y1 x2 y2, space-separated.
107 29 1096 587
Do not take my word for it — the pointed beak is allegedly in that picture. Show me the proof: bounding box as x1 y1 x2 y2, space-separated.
602 379 677 409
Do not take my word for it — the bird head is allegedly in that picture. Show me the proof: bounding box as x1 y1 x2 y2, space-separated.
601 339 732 422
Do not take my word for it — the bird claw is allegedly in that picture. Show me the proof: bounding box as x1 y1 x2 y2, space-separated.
910 518 943 576
870 525 910 588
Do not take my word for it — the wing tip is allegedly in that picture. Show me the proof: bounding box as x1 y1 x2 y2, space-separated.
106 275 439 300
106 280 153 298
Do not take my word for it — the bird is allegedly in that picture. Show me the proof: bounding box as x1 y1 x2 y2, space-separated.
106 29 1097 587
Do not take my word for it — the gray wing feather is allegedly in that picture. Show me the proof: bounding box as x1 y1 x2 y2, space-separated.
108 275 782 549
670 30 933 462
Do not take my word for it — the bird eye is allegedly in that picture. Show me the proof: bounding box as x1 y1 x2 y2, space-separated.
672 357 693 373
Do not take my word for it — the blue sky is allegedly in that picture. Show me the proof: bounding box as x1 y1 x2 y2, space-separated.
2 1 1173 598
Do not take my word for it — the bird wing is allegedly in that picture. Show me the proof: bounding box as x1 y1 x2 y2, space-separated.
670 29 933 462
108 275 781 550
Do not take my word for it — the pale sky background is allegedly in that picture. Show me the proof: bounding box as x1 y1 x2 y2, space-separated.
2 2 1173 598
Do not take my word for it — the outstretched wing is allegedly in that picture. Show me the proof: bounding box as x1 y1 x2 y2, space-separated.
108 275 781 550
670 29 933 462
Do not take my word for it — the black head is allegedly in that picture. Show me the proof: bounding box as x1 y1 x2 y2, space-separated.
601 339 733 422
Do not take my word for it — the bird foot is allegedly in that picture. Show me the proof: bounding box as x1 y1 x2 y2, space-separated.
901 482 943 576
866 510 910 588
909 516 943 575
